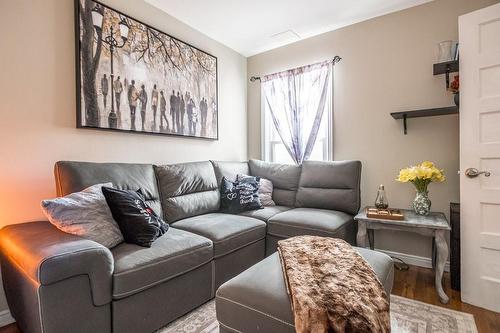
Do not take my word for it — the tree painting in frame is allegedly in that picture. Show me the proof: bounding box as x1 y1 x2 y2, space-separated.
76 0 218 139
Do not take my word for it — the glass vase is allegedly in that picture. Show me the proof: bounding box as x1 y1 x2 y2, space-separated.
375 185 389 209
413 191 431 215
437 40 453 63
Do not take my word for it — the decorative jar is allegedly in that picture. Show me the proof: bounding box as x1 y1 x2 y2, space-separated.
413 191 431 216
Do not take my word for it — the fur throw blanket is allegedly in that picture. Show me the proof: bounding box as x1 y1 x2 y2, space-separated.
277 236 390 333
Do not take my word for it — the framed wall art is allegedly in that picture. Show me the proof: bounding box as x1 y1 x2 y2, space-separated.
75 0 218 139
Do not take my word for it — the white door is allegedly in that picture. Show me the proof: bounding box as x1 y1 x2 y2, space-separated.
459 2 500 313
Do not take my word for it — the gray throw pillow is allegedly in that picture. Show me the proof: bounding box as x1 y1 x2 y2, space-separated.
237 174 276 206
41 183 124 248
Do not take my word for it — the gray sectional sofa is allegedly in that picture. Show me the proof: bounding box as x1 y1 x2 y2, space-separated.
0 159 392 333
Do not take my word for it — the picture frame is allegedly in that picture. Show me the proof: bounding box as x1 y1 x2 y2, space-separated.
75 0 218 140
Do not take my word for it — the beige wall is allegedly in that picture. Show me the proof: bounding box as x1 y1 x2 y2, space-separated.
0 0 498 321
0 0 247 226
0 0 246 314
248 0 498 259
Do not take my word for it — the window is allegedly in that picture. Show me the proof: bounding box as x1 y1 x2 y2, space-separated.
262 67 333 164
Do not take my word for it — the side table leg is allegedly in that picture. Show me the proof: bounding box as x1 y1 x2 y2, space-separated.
435 230 449 304
368 229 375 250
431 237 436 269
357 221 368 248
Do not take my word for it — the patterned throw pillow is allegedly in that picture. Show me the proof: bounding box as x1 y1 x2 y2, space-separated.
102 187 169 247
41 183 124 248
220 176 263 213
237 174 275 206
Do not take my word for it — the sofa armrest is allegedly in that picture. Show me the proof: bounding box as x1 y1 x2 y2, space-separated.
0 221 114 306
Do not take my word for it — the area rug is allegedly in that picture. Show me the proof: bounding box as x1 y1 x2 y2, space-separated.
157 295 478 333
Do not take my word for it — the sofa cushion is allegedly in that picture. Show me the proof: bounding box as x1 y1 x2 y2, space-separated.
239 206 292 222
267 208 353 238
172 213 266 258
216 250 393 333
248 160 301 207
220 177 263 214
102 187 168 248
54 161 162 217
237 174 275 206
210 161 249 184
41 182 123 248
155 161 219 223
295 160 361 215
111 228 212 299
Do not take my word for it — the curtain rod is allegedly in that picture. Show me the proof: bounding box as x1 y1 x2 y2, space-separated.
249 56 341 82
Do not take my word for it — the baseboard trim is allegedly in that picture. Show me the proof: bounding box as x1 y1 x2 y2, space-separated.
0 309 15 327
376 249 450 272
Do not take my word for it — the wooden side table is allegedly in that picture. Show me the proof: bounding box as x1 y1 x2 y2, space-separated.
354 207 451 304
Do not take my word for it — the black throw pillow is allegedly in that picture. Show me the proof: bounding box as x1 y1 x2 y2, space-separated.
102 187 169 247
220 176 263 214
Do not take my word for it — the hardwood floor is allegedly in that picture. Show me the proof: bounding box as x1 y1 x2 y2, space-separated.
392 265 500 333
1 265 499 333
0 324 17 333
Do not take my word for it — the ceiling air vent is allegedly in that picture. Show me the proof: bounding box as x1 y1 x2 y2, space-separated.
269 29 301 43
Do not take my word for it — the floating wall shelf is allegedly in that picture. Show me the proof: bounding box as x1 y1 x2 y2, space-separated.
391 59 460 135
433 60 459 88
391 106 459 135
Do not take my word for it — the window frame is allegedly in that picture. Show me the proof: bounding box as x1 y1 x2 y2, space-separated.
261 71 333 163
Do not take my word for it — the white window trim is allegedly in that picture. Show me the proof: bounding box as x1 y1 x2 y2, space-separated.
260 91 266 161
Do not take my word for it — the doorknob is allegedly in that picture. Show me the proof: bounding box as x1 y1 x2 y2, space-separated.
465 168 491 178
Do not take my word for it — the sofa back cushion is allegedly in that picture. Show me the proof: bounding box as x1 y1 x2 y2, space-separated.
155 161 219 223
295 160 361 215
210 161 249 184
248 159 301 207
54 161 162 217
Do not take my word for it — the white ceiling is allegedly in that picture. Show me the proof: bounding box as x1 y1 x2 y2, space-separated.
145 0 433 57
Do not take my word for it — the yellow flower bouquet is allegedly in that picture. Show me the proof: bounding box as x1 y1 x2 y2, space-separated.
396 161 445 215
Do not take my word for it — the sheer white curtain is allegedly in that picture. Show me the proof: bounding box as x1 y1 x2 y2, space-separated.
262 60 332 165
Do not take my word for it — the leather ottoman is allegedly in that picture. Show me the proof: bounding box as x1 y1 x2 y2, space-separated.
215 248 394 333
